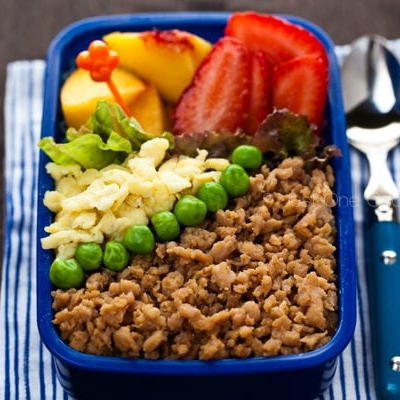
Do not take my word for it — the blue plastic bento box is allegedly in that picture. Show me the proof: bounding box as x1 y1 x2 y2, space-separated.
37 11 356 400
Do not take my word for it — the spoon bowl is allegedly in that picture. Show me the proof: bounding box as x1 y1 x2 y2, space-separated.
341 35 400 207
342 34 400 128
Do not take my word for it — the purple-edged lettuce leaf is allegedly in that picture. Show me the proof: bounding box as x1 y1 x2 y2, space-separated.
174 109 341 167
252 109 318 158
251 109 341 167
174 129 251 158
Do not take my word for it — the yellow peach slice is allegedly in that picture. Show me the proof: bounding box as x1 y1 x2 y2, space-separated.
129 83 170 134
103 30 212 103
61 67 146 129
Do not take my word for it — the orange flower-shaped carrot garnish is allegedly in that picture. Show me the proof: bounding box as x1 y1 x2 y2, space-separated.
76 40 131 116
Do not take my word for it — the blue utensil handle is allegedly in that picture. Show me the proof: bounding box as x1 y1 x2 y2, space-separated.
366 221 400 399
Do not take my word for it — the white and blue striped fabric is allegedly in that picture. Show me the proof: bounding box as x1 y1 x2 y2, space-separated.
1 41 400 399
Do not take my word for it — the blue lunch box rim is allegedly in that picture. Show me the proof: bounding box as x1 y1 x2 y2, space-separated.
36 11 357 377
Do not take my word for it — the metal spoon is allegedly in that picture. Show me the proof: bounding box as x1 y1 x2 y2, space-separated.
342 34 400 127
341 35 400 399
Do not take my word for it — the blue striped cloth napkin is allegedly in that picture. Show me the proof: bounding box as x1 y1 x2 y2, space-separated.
1 41 400 399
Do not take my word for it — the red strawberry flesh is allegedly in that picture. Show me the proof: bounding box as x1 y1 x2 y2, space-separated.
246 51 272 134
172 36 250 135
272 55 329 132
225 11 328 67
173 12 329 137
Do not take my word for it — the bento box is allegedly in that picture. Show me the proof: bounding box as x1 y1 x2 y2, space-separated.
37 11 356 400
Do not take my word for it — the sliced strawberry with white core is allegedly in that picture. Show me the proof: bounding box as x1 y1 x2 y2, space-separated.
172 37 250 135
225 12 328 67
173 12 329 137
246 51 272 134
272 55 329 132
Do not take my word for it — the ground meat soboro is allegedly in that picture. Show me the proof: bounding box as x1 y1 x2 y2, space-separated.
52 156 338 360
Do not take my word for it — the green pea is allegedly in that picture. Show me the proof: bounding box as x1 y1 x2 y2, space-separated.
197 181 228 212
151 210 181 242
75 242 103 271
123 225 155 254
103 240 130 271
49 258 85 290
231 145 263 169
173 194 207 226
219 164 250 197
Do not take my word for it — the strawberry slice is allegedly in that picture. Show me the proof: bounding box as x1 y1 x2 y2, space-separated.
172 36 250 135
225 11 328 67
246 51 272 134
272 55 328 132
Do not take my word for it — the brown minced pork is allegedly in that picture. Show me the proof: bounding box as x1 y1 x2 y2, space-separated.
51 156 338 360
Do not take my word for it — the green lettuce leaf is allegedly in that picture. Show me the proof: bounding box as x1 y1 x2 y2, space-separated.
38 134 126 169
39 101 174 169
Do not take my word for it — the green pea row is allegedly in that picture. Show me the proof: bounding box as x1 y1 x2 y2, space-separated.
49 145 263 290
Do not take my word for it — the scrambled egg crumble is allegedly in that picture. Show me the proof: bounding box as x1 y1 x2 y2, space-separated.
41 137 229 259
